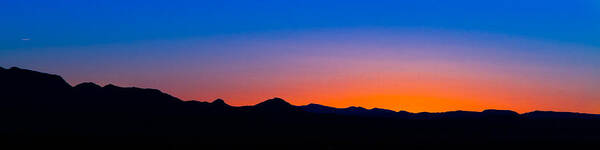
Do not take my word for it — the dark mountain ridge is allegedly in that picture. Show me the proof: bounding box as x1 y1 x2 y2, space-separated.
2 66 596 118
2 66 600 147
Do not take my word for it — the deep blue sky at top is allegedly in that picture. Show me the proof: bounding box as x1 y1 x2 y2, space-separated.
1 0 599 50
2 0 600 113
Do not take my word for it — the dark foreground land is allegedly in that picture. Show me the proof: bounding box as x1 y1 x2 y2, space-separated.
1 67 600 149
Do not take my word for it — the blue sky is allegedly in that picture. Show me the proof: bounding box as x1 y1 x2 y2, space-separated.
1 0 599 49
1 0 599 113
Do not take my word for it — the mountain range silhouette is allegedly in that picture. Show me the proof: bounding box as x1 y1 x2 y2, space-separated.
1 66 600 148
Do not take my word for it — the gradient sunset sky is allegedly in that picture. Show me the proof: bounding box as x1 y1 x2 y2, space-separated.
1 0 600 113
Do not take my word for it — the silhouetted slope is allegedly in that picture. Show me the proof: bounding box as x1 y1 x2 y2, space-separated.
299 104 409 118
298 105 522 120
522 111 600 119
0 67 74 115
300 103 338 113
251 97 300 112
211 98 228 106
2 66 600 147
182 99 233 113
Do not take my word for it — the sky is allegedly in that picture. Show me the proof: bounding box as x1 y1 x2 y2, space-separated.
1 0 599 113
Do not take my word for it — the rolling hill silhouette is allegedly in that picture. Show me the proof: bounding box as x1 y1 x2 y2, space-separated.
1 66 600 148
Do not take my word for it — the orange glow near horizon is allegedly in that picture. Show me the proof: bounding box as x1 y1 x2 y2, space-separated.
29 30 599 114
3 1 600 115
166 58 599 114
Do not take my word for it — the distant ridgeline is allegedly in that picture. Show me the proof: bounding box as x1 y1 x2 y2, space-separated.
1 66 600 147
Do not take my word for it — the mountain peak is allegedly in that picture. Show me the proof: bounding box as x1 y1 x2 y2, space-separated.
75 82 102 89
482 109 519 115
370 108 396 113
306 103 330 108
253 98 298 112
211 99 230 107
257 97 291 106
103 84 119 89
212 98 225 104
346 106 367 111
1 66 72 90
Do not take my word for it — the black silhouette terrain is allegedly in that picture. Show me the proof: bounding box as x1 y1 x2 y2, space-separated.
1 67 600 149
